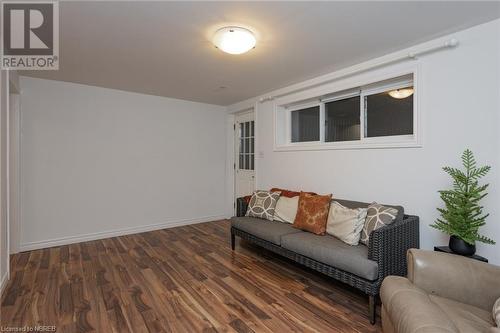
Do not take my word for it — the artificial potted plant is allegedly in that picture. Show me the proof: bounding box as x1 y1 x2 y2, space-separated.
431 149 495 255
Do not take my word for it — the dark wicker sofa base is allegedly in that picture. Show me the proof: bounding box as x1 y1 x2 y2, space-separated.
231 214 419 324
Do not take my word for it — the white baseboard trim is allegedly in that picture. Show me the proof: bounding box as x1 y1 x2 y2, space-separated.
0 271 8 297
19 214 230 252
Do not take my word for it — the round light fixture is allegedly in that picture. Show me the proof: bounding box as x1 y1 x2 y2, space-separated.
388 88 414 99
213 26 256 55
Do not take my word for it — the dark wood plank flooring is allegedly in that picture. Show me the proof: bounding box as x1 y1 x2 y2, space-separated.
1 220 382 332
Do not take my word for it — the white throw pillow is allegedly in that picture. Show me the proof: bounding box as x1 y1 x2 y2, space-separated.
326 201 367 245
274 196 299 223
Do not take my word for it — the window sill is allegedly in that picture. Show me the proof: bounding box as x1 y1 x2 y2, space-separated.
274 138 422 152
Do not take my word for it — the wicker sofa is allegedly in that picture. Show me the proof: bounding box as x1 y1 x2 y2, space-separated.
230 196 419 324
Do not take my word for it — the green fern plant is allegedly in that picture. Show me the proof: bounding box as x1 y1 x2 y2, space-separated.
430 149 495 245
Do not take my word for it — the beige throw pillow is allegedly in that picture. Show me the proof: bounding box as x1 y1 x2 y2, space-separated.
274 196 299 223
360 202 398 245
493 297 500 327
326 201 367 245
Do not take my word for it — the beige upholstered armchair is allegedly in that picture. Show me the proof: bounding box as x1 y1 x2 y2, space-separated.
381 249 500 333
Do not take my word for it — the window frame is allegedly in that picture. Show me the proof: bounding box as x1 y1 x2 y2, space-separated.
274 70 420 151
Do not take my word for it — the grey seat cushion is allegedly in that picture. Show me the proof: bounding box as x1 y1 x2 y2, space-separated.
230 216 302 245
335 198 404 222
281 232 379 280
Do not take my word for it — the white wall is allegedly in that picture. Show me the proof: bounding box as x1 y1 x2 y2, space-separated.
19 77 228 250
234 20 500 264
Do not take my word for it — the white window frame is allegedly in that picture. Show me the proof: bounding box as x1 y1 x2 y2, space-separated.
274 69 420 151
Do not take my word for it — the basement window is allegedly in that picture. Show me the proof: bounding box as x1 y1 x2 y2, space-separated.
275 74 419 150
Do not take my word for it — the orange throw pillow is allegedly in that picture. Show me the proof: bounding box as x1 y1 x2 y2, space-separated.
293 192 332 235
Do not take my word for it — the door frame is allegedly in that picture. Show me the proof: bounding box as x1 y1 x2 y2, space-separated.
8 88 20 255
233 109 255 212
1 70 18 290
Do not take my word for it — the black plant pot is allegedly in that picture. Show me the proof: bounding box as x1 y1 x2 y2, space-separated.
449 236 476 256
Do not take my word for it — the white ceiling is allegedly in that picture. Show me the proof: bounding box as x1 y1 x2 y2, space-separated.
22 1 500 106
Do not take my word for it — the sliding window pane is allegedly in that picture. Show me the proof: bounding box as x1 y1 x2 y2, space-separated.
239 154 244 169
250 121 254 137
365 87 413 137
325 96 360 142
250 154 254 170
291 106 320 142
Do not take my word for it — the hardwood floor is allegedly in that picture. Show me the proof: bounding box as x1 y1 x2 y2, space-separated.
0 220 382 332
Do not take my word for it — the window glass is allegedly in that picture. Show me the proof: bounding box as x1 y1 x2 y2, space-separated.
325 96 360 142
291 106 320 142
238 120 255 170
244 154 250 170
365 87 413 137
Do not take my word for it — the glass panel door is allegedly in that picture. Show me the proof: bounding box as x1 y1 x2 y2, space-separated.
234 112 256 201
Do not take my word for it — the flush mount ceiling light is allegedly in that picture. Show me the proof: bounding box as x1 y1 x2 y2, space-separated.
388 88 414 99
213 26 256 55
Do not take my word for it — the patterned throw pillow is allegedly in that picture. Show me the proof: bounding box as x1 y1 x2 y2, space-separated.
293 192 332 235
245 190 281 221
326 201 367 245
360 203 398 245
493 297 500 327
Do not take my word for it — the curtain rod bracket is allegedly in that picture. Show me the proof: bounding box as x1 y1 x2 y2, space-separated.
445 38 459 48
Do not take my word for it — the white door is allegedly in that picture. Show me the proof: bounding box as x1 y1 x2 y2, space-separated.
235 112 255 200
